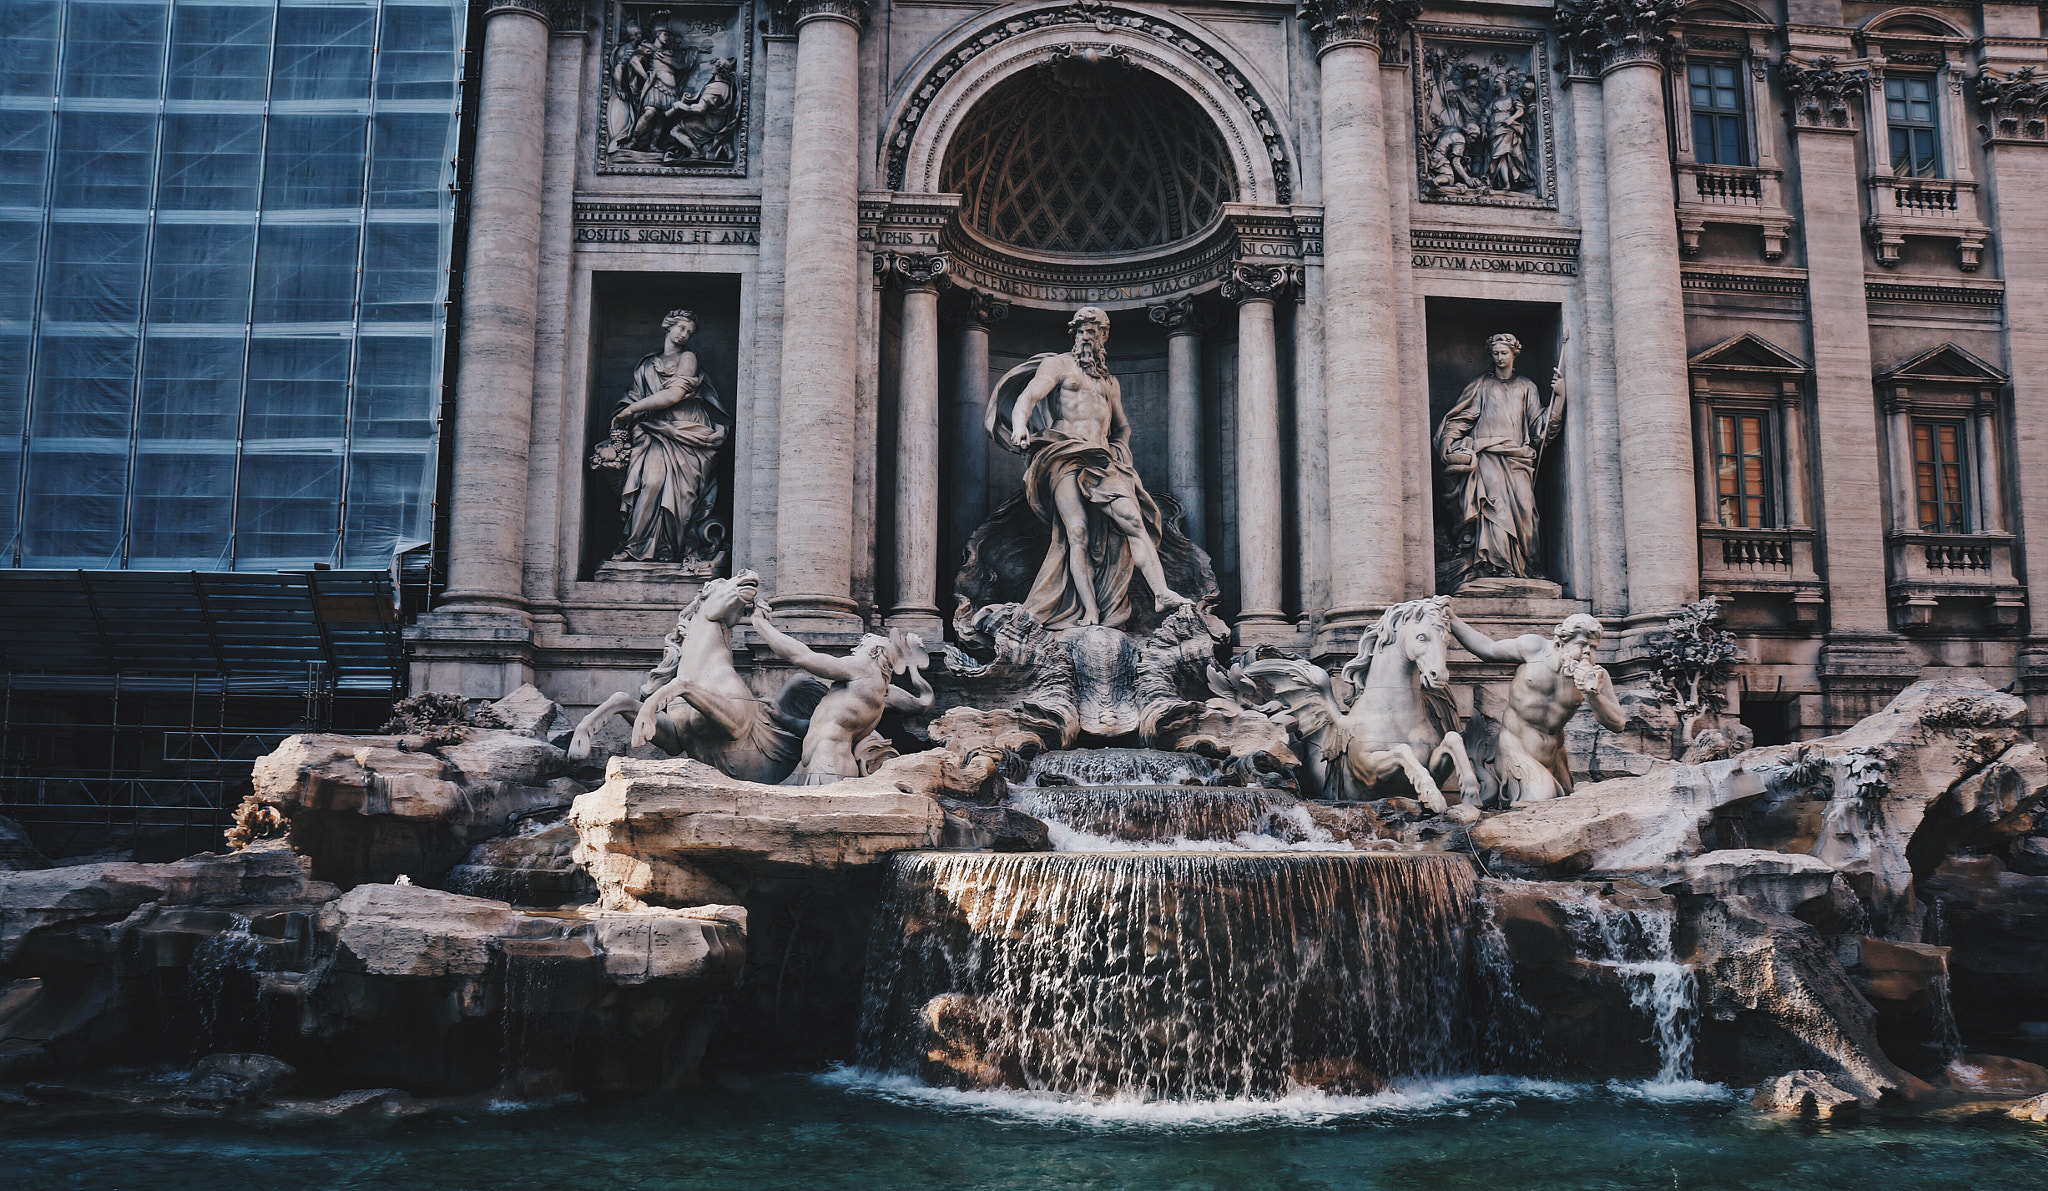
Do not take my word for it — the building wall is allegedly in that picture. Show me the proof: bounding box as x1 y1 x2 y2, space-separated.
416 0 2048 734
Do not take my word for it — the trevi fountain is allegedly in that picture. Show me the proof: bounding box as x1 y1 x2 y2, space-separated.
6 0 2048 1185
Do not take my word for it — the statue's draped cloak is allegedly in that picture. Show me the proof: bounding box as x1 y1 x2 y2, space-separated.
1019 432 1163 630
614 350 728 562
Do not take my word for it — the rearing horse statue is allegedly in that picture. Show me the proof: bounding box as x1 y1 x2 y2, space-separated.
1242 597 1478 811
567 570 822 784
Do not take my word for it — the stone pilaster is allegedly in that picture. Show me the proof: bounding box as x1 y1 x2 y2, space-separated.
416 0 551 695
1775 50 1915 719
879 251 948 636
1300 0 1417 629
1147 295 1207 550
1222 263 1299 638
944 287 1007 576
1554 0 1699 618
1975 54 2048 722
769 0 868 632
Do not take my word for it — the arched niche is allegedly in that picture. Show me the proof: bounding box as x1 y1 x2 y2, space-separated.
885 5 1292 210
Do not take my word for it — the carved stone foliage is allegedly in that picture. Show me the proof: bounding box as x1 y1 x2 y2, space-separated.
767 0 866 32
1415 30 1554 209
942 287 1010 328
1977 67 2048 143
1780 56 1868 130
598 2 752 177
1220 260 1302 303
1553 0 1682 75
1298 0 1421 58
886 3 1292 205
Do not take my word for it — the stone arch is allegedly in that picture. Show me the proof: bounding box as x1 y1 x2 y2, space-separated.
885 4 1291 207
1859 8 1970 40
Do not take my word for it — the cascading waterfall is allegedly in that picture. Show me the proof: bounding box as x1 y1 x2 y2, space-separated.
1021 748 1225 789
856 851 1487 1100
1554 889 1699 1084
185 919 269 1056
1011 786 1307 845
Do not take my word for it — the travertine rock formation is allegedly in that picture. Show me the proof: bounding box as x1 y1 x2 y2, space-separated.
238 730 579 887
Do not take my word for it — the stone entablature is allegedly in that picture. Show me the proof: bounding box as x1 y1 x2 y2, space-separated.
1408 229 1579 277
572 200 762 246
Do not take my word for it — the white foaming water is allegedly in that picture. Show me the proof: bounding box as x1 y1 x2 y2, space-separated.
1552 887 1700 1084
815 1066 1722 1129
1038 817 1353 854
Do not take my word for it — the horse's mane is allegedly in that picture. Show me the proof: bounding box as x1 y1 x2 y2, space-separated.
1340 598 1459 735
638 583 730 697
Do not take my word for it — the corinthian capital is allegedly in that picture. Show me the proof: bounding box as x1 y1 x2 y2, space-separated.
770 0 868 32
1554 0 1683 76
1297 0 1420 60
1976 66 2048 144
942 286 1010 328
1780 56 1869 130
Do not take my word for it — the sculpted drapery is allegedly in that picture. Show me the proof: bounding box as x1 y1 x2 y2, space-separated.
601 310 730 563
1434 333 1563 585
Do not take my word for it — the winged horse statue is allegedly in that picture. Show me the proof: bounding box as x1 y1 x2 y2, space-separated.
1239 597 1478 811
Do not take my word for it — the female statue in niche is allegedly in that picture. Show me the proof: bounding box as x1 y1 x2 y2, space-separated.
592 308 729 563
1434 332 1563 589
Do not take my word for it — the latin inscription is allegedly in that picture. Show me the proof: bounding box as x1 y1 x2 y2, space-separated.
1411 252 1576 276
575 226 760 245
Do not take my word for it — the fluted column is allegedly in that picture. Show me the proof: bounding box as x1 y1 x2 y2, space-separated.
1148 296 1207 549
1556 0 1699 616
440 0 550 616
1300 1 1414 627
1223 263 1297 637
881 251 948 635
770 0 867 631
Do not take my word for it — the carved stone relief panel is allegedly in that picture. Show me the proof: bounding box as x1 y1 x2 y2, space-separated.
1413 26 1555 209
597 2 753 177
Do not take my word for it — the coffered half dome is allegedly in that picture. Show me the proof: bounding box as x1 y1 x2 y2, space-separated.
939 57 1237 257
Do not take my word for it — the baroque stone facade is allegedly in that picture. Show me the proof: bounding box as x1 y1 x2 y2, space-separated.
413 0 2048 739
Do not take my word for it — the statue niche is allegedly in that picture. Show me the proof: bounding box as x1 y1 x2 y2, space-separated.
1433 330 1564 595
588 307 730 574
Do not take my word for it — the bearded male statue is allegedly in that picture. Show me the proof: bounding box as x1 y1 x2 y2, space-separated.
982 306 1190 630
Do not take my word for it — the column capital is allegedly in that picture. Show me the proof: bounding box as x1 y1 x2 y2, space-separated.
1780 56 1870 131
482 0 550 26
771 0 869 32
876 250 950 292
1975 66 2048 146
1221 261 1302 304
1148 295 1197 332
942 285 1009 328
1297 0 1419 61
1554 0 1682 78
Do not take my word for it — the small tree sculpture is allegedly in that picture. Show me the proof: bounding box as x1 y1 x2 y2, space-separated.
1646 596 1742 745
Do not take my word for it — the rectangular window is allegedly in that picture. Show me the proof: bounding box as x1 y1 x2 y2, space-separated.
1714 410 1772 528
1912 420 1969 533
1886 75 1941 178
1688 61 1747 166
